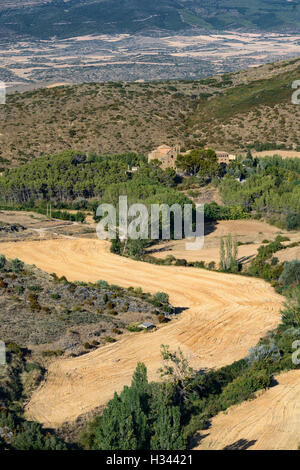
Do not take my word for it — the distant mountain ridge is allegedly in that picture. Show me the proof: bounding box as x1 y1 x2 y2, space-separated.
1 0 300 39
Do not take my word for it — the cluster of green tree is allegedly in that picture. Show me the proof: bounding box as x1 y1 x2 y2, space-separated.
175 149 220 183
80 360 186 450
204 202 249 221
0 150 148 204
247 236 287 281
220 154 300 229
0 342 66 450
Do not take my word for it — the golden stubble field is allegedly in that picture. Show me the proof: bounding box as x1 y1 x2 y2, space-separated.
194 370 300 450
148 219 300 265
0 237 283 429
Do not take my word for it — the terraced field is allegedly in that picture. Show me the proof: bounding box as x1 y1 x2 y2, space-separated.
0 238 283 427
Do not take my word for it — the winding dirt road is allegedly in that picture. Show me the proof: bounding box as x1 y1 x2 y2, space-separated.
0 238 283 427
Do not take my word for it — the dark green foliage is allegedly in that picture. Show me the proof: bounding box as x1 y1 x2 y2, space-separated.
175 148 219 180
0 345 66 450
220 156 300 228
279 260 300 287
218 369 271 410
150 405 185 450
247 236 285 281
280 290 300 328
11 258 24 273
12 421 66 450
110 236 122 254
286 213 300 230
0 254 6 269
152 292 169 306
205 202 249 221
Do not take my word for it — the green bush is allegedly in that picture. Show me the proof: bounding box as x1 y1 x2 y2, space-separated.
153 292 169 305
219 369 272 410
11 258 24 273
279 260 300 287
286 213 300 230
0 254 6 269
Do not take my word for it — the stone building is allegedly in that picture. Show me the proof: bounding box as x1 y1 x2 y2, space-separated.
148 145 180 169
215 151 236 164
148 145 236 169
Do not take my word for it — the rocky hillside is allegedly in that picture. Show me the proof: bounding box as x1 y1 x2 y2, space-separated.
1 55 300 169
0 255 172 356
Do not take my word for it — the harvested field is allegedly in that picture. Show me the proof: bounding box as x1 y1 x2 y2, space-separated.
149 220 300 265
194 370 300 450
277 245 300 263
0 238 283 427
0 210 94 241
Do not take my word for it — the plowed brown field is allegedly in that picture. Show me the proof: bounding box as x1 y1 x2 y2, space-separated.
0 239 283 427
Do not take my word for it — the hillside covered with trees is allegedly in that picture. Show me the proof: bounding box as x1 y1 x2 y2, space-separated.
220 153 300 230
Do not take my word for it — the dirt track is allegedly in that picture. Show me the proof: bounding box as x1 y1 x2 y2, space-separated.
0 238 283 427
194 370 300 450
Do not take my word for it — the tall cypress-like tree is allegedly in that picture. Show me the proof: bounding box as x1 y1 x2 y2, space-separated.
88 363 151 450
151 405 185 450
219 234 238 273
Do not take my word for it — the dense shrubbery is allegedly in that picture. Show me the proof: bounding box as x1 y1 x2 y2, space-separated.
0 343 66 450
220 155 300 228
279 260 300 287
204 202 249 221
0 413 66 450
